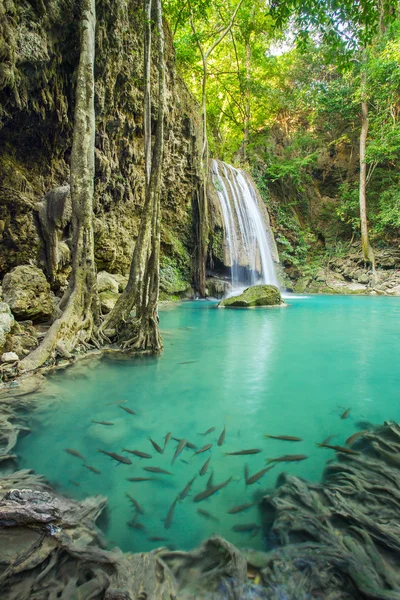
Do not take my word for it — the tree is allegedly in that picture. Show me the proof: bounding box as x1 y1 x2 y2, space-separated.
100 0 165 352
20 0 98 372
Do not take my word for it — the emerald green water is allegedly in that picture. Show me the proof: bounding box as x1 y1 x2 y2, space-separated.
17 295 400 552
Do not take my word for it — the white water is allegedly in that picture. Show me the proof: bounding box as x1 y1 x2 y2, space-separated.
211 159 279 291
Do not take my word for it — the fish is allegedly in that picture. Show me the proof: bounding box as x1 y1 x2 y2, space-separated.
148 536 168 542
172 439 187 464
322 435 337 445
164 497 178 529
126 477 153 482
232 523 260 533
317 443 359 455
227 503 256 514
143 466 173 475
266 455 308 464
127 517 146 531
125 493 144 514
247 465 274 485
123 449 152 459
164 432 172 448
206 471 214 489
193 444 212 455
69 480 80 487
179 361 198 364
84 464 101 474
199 456 211 476
225 449 261 456
197 508 219 522
98 450 132 464
120 406 137 415
65 448 85 461
172 437 197 450
341 408 351 419
149 438 164 454
345 431 368 446
180 459 189 465
92 420 114 426
193 476 232 502
217 426 226 447
356 420 374 430
179 476 197 500
199 427 216 436
265 435 302 442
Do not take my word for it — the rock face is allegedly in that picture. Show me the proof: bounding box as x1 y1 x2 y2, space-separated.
0 303 14 353
206 276 232 299
219 284 282 307
2 266 53 322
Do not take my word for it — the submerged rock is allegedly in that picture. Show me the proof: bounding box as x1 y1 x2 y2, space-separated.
0 303 14 353
2 266 53 322
219 284 283 308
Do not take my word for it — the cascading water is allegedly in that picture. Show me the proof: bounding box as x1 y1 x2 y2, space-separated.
211 159 280 291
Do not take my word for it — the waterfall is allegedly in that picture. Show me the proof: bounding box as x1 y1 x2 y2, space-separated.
211 159 279 291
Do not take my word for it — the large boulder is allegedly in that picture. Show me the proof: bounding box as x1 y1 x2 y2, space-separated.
2 265 53 322
0 302 14 352
97 271 119 294
206 277 232 299
99 291 119 314
219 284 283 308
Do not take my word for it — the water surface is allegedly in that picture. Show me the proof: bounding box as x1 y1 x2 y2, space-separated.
17 295 400 552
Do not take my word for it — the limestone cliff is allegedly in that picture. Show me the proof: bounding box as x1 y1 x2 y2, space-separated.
0 0 201 294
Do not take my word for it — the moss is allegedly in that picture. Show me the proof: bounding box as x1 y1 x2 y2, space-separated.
219 284 282 308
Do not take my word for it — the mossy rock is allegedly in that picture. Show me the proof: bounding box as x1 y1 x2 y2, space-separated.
219 285 283 308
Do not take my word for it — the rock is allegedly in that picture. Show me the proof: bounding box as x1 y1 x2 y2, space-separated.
357 273 370 284
219 284 283 308
2 266 53 322
110 273 128 292
1 352 19 362
206 277 232 299
99 291 119 314
0 303 14 353
97 271 119 294
4 321 38 358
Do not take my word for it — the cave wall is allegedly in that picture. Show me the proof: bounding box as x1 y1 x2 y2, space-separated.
0 0 201 290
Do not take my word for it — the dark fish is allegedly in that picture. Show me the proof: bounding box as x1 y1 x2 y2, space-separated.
232 523 260 533
84 464 101 474
164 497 178 529
217 426 226 447
228 503 256 514
120 406 137 415
65 448 85 461
199 427 216 436
92 420 114 426
193 476 232 502
197 508 219 522
180 459 189 465
123 449 152 459
179 476 197 500
164 432 172 448
69 480 80 487
126 477 153 482
265 435 302 442
249 528 261 539
149 438 164 454
356 420 374 430
194 444 212 455
206 471 214 489
179 361 198 364
225 449 261 456
341 408 351 419
148 536 168 542
98 449 132 464
317 443 359 455
172 437 197 450
125 493 144 514
200 456 211 476
345 431 367 446
322 435 337 445
127 517 146 531
247 465 274 485
172 439 187 464
143 466 173 475
266 455 308 464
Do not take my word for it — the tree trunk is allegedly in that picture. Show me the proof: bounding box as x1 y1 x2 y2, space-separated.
20 0 97 373
100 0 164 353
359 67 375 269
198 58 209 297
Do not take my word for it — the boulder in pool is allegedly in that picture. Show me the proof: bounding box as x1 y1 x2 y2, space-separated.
218 284 283 308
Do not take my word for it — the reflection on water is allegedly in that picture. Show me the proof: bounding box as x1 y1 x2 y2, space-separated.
16 296 400 553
